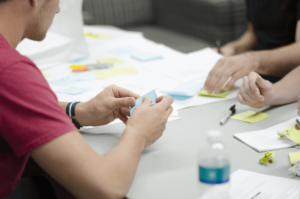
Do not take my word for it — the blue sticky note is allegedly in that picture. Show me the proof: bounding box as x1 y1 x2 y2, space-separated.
130 90 157 115
70 71 96 81
162 82 204 97
57 86 90 95
49 76 74 86
131 53 163 62
108 46 139 55
49 72 96 86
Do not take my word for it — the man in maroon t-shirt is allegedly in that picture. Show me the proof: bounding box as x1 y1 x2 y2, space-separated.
0 0 173 198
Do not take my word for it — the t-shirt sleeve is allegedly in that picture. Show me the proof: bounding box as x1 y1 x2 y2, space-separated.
245 0 251 21
0 61 77 157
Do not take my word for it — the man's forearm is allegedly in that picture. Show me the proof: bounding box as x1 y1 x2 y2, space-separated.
254 42 300 76
269 66 300 105
225 22 257 54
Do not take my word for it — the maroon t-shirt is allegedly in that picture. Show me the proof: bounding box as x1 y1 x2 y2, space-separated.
0 34 76 198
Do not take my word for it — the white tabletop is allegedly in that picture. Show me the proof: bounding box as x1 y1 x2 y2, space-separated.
80 98 300 199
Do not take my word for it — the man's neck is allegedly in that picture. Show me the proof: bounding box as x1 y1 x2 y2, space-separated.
0 5 26 49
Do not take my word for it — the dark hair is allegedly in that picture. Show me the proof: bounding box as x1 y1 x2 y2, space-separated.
0 0 9 2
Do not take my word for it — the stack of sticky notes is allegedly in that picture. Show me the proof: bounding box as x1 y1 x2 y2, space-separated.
289 152 300 166
131 52 163 62
130 90 157 115
230 111 269 123
198 88 232 98
162 82 203 97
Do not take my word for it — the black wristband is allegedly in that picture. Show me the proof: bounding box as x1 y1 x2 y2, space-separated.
66 102 82 129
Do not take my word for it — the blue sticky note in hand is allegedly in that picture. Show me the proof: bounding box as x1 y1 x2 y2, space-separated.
161 82 204 97
131 53 163 62
57 86 90 95
130 90 157 115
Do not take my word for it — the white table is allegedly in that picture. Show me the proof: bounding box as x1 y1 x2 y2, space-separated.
80 98 300 199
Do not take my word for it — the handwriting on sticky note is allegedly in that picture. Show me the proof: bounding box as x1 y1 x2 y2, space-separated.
230 111 269 123
289 152 300 166
97 58 125 64
130 90 157 115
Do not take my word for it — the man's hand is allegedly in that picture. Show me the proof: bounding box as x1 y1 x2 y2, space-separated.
75 85 140 126
204 52 260 94
237 72 273 108
125 95 173 147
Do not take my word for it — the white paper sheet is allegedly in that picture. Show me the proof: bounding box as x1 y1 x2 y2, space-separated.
229 170 300 199
233 117 298 152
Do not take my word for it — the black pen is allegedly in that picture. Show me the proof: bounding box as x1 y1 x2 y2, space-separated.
220 105 236 125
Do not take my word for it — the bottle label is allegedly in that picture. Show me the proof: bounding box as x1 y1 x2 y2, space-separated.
199 165 230 184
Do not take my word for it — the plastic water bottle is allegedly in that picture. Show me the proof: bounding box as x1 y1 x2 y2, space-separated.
197 130 230 199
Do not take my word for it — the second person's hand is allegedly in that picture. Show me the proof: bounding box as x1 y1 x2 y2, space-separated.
204 52 260 94
237 72 273 108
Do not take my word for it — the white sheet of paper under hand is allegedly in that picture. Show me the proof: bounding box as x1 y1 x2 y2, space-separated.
130 90 157 116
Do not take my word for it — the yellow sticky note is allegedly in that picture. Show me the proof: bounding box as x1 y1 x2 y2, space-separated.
84 32 109 39
69 64 85 69
289 152 300 166
92 69 114 79
282 124 300 146
41 71 50 77
110 67 138 75
97 58 124 64
230 111 269 123
198 88 232 98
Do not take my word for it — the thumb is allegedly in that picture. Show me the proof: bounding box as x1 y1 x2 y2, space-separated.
141 96 151 106
256 76 271 90
113 97 136 109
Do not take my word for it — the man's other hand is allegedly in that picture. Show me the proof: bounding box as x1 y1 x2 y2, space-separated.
125 95 173 148
237 72 273 108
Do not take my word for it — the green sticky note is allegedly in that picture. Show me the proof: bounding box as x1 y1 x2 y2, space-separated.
230 111 269 123
259 151 275 165
289 152 300 166
97 58 124 64
198 88 232 98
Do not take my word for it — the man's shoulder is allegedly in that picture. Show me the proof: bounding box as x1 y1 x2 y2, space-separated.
0 46 35 73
